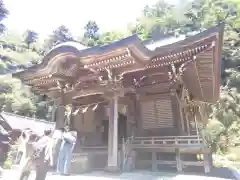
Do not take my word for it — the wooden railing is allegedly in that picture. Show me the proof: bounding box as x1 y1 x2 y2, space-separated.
132 136 205 147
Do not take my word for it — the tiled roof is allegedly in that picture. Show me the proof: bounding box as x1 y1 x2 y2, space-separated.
12 24 224 77
0 112 55 134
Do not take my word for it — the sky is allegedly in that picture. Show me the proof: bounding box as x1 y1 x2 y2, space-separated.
3 0 179 39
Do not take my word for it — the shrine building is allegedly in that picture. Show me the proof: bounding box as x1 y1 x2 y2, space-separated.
13 24 224 173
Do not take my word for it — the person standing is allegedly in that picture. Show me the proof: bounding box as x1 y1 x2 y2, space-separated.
19 129 52 180
56 126 77 176
19 129 32 166
34 129 53 180
51 128 64 168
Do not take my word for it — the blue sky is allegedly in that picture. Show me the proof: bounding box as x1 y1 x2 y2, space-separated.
3 0 179 38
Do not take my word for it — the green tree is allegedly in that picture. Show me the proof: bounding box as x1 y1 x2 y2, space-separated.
99 31 127 45
0 0 8 34
23 30 38 49
209 88 240 152
128 1 181 40
81 20 100 47
183 0 240 152
43 25 74 51
0 29 52 120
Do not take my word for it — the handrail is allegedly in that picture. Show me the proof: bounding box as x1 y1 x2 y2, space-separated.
134 135 201 139
132 135 204 147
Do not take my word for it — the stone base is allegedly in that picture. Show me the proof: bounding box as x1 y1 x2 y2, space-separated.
104 166 121 174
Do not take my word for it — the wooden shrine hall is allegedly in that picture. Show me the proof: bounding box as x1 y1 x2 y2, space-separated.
13 24 224 173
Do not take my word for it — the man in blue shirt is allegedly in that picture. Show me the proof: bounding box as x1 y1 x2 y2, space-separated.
56 126 77 176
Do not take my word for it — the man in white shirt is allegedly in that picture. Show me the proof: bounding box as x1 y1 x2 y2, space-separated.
18 129 33 166
51 128 64 168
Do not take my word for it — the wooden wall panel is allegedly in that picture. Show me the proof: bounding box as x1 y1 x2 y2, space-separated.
55 105 65 129
184 48 215 102
140 95 174 129
196 49 214 101
155 98 174 128
73 110 96 133
171 94 185 135
141 100 157 129
73 113 83 132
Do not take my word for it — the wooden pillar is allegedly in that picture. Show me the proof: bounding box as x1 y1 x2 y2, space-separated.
152 151 157 171
186 113 191 135
107 101 113 165
175 94 185 134
54 105 65 129
51 105 57 122
69 105 75 130
203 153 211 173
135 95 141 136
105 94 120 172
175 149 182 172
126 95 136 137
209 152 213 169
182 107 191 135
54 93 66 129
170 89 183 135
95 105 104 145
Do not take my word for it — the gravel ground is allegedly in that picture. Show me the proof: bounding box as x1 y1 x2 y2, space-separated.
0 169 169 180
1 168 239 180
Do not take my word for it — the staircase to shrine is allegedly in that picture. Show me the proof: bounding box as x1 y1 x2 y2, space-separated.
121 135 212 173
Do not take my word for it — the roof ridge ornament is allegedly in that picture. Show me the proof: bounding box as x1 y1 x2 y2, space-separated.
132 76 147 88
92 103 98 111
212 41 216 47
169 63 185 83
126 48 131 57
105 68 113 81
72 101 104 116
72 108 80 116
82 106 89 113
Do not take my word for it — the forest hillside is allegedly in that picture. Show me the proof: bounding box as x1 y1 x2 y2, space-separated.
0 0 239 158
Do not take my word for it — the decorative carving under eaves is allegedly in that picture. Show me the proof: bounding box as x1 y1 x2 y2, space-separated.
56 80 74 93
168 63 184 84
97 68 124 87
132 76 147 88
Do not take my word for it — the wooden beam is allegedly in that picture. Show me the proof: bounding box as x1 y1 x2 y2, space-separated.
135 81 172 95
175 92 185 133
72 95 105 106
